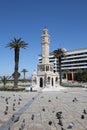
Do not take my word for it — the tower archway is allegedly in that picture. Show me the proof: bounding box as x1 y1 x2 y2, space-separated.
40 77 43 87
52 78 54 86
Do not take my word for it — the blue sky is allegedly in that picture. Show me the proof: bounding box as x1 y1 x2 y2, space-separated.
0 0 87 77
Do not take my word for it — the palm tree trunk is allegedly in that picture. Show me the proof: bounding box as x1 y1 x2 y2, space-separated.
14 48 19 88
59 57 62 85
24 72 25 80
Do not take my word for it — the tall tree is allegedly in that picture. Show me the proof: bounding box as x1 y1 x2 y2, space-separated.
21 68 28 81
0 76 11 88
6 38 28 88
53 48 66 85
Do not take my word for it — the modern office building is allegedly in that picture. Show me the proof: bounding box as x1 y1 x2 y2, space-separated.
39 48 87 81
62 48 87 80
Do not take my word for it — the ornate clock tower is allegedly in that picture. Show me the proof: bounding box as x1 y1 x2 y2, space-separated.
37 28 53 74
32 28 59 89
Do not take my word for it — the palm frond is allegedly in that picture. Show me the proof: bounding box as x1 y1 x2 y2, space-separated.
53 48 66 58
6 38 28 49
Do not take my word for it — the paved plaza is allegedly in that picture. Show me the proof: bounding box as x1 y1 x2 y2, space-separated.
0 87 87 130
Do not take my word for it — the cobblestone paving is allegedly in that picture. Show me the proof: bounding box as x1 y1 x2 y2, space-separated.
0 88 87 130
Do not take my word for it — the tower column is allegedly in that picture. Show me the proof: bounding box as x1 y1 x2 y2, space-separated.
41 28 50 64
72 71 74 82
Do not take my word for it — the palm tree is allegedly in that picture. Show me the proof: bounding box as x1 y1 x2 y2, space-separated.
21 69 28 81
0 76 11 88
6 38 28 88
53 48 66 85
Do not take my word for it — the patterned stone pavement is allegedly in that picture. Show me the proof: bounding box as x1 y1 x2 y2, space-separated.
0 88 87 130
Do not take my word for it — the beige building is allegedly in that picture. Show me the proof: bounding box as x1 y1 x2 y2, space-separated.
32 28 59 89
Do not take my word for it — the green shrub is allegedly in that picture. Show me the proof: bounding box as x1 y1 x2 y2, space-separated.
0 86 25 91
75 70 87 82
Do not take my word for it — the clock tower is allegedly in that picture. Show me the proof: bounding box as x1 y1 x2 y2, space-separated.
32 28 59 89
